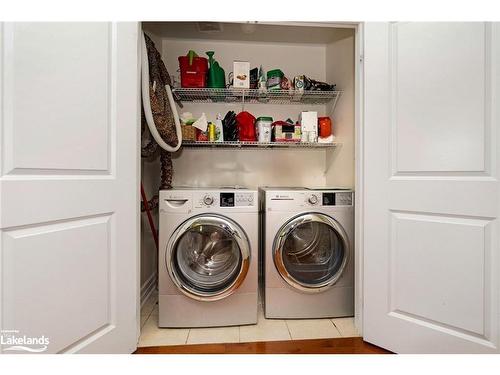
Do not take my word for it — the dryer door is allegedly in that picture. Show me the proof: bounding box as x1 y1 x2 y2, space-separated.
166 214 251 301
274 213 349 293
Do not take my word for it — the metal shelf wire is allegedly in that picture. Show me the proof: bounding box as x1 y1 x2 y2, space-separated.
181 141 339 149
172 88 342 106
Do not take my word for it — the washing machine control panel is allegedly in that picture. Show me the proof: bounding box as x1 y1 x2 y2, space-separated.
221 192 254 207
194 191 256 208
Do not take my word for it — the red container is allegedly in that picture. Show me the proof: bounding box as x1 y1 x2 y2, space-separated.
236 111 256 141
196 128 209 142
178 56 208 88
318 117 332 137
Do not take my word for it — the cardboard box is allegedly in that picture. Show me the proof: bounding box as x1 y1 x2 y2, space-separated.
299 111 318 143
233 61 250 88
299 111 318 131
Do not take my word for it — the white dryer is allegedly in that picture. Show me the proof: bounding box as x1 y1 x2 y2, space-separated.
159 187 258 327
260 187 354 319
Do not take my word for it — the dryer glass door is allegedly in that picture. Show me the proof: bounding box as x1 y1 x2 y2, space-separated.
167 215 251 301
274 213 349 292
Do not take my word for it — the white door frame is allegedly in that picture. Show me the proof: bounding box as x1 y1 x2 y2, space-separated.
135 21 367 338
353 22 365 335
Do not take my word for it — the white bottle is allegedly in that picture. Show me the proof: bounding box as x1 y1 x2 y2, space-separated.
215 113 224 142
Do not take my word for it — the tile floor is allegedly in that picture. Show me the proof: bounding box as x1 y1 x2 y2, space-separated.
139 292 360 347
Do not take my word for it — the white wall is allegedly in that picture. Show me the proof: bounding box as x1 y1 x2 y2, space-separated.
171 148 327 188
325 33 355 188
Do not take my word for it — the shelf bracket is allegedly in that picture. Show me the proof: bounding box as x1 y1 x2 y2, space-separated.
324 143 342 175
328 92 341 117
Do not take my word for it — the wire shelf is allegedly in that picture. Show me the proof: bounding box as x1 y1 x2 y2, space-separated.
182 141 339 149
172 88 342 106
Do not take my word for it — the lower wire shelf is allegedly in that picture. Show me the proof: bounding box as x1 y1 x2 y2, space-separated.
181 141 338 149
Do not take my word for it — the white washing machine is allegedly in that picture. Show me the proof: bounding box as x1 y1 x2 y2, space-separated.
159 187 258 327
260 187 354 319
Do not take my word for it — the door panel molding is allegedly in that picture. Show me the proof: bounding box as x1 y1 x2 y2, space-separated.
1 23 113 176
388 310 495 349
388 22 492 176
388 211 491 337
2 214 115 353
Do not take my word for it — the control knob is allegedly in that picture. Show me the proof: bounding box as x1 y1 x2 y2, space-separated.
203 194 214 206
308 194 319 205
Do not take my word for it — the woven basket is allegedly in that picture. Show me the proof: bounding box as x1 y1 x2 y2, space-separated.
181 125 196 141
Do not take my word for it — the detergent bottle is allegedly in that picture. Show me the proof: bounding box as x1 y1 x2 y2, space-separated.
206 51 226 88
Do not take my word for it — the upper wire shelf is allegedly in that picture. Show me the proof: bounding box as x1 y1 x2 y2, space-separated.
172 88 343 106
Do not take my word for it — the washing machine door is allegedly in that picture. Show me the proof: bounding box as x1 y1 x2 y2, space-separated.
273 213 349 293
166 214 251 301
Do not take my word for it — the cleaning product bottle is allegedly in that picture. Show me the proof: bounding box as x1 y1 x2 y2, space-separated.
206 51 226 88
258 65 266 93
215 113 224 142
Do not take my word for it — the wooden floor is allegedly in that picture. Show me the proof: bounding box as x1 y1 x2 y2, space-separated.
134 337 391 354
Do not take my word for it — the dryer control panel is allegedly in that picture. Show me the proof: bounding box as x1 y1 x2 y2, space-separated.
265 188 354 210
333 192 353 206
305 191 353 206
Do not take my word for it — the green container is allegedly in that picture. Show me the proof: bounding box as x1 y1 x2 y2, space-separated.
266 69 284 90
206 51 226 89
267 69 284 80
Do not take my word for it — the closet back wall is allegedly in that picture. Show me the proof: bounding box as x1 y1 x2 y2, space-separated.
161 38 329 188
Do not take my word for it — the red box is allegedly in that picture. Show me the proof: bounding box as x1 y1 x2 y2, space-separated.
178 56 208 88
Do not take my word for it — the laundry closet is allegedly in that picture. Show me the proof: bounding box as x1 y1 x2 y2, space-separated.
139 21 359 346
3 20 496 354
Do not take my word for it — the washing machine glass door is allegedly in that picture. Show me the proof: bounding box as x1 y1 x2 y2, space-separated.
274 213 349 292
167 214 251 301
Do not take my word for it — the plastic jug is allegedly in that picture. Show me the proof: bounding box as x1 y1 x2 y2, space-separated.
206 51 226 88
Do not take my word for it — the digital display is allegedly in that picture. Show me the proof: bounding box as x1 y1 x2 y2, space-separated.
220 193 235 207
322 192 336 206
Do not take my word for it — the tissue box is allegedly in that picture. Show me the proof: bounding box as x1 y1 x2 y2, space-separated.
273 121 301 142
233 61 250 88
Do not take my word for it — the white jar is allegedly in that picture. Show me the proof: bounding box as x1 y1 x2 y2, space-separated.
256 117 273 143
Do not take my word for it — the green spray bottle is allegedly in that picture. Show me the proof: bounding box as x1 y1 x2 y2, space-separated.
206 51 226 88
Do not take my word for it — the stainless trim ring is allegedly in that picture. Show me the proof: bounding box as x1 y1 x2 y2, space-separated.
166 214 251 302
273 212 350 293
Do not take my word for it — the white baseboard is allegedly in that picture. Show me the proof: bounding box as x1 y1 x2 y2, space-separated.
140 272 157 308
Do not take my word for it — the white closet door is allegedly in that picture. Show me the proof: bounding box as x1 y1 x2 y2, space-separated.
363 22 500 353
0 23 140 353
